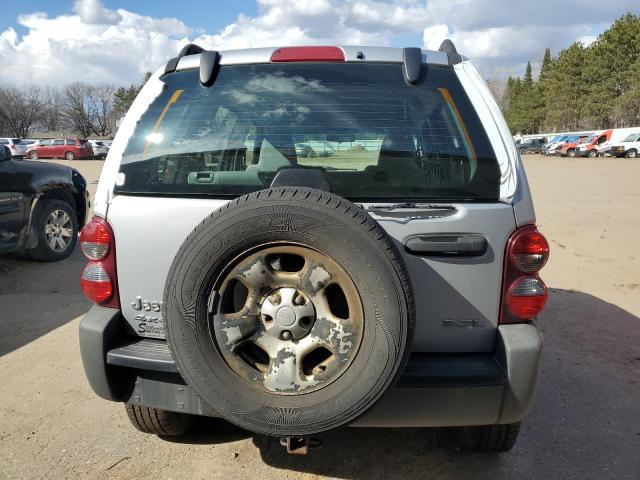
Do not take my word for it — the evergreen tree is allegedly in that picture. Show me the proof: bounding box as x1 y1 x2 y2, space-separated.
581 14 640 127
544 43 586 131
114 72 152 117
502 13 640 133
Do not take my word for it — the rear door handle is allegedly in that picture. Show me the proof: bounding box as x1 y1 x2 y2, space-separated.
404 233 487 256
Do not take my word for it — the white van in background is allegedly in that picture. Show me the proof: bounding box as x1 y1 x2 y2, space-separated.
610 131 640 158
596 127 640 156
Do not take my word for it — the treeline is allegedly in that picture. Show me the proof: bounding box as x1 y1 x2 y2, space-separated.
500 13 640 134
0 73 150 138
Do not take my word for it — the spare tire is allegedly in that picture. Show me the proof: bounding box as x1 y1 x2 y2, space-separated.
164 187 414 436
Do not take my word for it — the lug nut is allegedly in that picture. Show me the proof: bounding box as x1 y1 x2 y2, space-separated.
281 330 292 340
294 294 306 305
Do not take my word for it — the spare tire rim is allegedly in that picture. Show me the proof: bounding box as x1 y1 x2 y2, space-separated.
44 209 73 252
212 244 364 395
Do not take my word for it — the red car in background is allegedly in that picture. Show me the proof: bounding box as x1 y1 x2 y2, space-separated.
556 135 590 157
26 138 93 160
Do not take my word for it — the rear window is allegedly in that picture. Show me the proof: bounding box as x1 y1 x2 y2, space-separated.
116 63 500 201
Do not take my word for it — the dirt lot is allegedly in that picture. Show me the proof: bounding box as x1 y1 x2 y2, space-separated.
1 155 639 479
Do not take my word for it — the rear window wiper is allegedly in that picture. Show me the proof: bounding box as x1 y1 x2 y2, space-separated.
359 203 458 223
361 202 457 211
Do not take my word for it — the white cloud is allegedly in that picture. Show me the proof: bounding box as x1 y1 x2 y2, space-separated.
0 0 637 86
73 0 122 25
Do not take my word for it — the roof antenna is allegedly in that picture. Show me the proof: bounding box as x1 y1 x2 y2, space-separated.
438 39 463 65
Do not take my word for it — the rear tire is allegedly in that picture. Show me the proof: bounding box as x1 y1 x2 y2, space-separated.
627 149 637 158
125 405 191 436
567 149 576 158
453 422 521 452
519 148 526 155
26 199 77 262
588 149 598 158
65 151 75 160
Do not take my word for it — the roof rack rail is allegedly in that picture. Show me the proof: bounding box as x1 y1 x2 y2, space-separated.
402 47 422 84
438 39 463 65
164 43 204 75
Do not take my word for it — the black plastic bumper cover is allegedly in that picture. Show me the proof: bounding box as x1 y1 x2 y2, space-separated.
80 306 542 427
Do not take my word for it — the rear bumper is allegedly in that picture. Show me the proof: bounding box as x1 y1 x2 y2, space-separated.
79 306 543 428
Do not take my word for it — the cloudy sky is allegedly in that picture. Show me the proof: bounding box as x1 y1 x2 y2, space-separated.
0 0 638 86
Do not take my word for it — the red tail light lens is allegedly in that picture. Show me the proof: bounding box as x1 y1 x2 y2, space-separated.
271 46 345 62
80 262 113 303
79 216 119 308
506 277 548 318
80 217 110 260
509 227 549 273
501 225 549 323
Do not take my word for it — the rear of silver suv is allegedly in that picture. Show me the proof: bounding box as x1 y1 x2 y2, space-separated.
79 43 548 453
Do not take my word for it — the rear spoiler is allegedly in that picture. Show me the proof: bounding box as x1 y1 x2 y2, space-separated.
164 43 220 87
162 40 464 87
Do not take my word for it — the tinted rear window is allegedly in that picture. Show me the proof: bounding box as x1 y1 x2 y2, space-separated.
116 63 500 201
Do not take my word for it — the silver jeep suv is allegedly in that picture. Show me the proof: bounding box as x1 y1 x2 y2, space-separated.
79 42 549 453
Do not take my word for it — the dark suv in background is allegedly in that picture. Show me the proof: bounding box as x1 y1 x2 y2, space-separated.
0 145 89 261
517 138 546 154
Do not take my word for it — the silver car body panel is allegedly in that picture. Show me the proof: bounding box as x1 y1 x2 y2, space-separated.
108 195 515 351
96 46 531 352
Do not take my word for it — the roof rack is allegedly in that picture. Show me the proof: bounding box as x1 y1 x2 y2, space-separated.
438 39 463 65
163 43 220 87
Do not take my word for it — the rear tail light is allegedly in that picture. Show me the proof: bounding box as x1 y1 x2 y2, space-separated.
271 46 345 62
500 225 549 323
79 216 120 308
509 228 549 273
79 218 110 260
80 263 113 304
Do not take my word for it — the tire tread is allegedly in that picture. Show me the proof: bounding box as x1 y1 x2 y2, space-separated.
125 405 190 436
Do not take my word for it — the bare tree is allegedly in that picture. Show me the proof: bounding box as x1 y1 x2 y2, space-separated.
60 83 94 137
87 84 117 136
0 85 42 137
40 87 62 132
60 82 117 137
486 75 508 112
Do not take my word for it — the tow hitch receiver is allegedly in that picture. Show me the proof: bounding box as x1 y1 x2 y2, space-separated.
279 437 321 455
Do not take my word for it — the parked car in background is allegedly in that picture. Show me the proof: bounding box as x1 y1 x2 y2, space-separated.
26 138 93 160
517 138 546 154
589 127 640 157
0 144 89 261
578 129 611 157
546 135 582 155
0 138 27 158
20 139 38 151
88 140 109 159
541 135 568 155
557 135 591 157
610 132 640 158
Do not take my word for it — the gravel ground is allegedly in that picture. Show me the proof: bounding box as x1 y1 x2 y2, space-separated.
1 155 639 479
